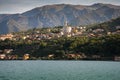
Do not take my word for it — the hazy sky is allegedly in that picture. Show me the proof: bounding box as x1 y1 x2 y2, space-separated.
0 0 120 14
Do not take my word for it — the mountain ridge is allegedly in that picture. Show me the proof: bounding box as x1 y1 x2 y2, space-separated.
0 3 120 34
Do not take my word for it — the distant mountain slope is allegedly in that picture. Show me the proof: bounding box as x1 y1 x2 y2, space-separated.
0 3 120 34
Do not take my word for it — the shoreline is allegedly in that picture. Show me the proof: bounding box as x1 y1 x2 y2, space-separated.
0 59 119 62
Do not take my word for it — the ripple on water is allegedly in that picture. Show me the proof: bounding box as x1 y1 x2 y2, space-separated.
0 61 120 80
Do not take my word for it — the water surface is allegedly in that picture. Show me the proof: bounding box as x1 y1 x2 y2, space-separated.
0 61 120 80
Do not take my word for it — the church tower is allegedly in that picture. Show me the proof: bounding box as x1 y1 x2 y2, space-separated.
62 20 72 37
64 20 68 27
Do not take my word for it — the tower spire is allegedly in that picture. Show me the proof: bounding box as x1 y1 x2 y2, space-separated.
65 20 68 27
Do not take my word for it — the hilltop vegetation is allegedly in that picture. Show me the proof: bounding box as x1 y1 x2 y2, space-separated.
88 17 120 32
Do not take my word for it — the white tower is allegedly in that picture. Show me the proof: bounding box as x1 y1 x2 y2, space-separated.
62 21 72 36
64 20 68 27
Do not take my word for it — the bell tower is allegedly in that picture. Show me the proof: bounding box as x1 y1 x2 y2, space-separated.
64 20 68 27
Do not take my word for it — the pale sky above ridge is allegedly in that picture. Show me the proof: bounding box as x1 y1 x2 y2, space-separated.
0 0 120 14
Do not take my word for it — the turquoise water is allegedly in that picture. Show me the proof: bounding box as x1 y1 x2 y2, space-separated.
0 61 120 80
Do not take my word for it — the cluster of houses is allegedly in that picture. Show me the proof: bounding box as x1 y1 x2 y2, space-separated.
44 53 120 61
0 21 87 41
0 34 13 41
0 48 120 61
0 49 30 60
0 49 16 60
0 21 120 41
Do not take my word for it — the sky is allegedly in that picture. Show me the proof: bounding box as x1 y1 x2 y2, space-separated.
0 0 120 14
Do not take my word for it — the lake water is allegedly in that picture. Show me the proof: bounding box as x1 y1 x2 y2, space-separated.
0 61 120 80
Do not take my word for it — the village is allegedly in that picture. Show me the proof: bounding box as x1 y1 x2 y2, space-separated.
0 21 120 61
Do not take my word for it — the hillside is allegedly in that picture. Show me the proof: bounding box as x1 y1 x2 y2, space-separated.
0 3 120 34
89 17 120 32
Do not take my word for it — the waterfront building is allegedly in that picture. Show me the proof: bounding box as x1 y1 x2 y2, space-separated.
23 54 30 60
114 56 120 61
0 54 6 59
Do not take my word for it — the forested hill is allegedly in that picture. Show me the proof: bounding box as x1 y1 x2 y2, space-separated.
0 34 120 60
89 17 120 32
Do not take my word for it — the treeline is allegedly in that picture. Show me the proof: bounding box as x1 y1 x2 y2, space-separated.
0 34 120 59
